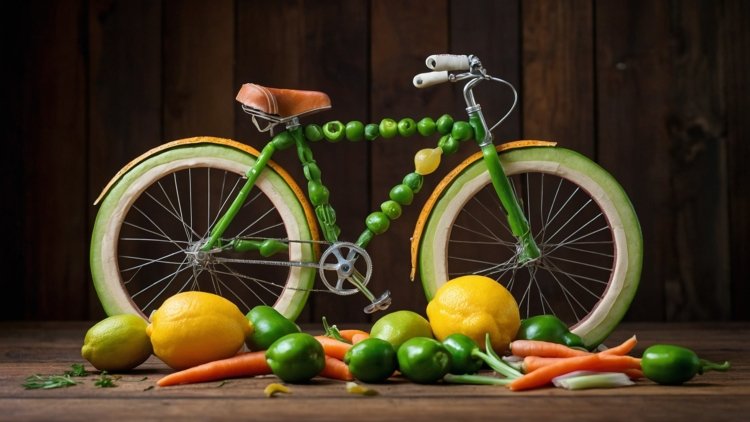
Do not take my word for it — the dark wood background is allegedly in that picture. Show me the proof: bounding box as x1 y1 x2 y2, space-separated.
3 0 748 324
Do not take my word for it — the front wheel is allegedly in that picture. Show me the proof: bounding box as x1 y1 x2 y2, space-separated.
90 138 317 320
417 146 642 347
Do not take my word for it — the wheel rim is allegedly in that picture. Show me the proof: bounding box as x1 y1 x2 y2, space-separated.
93 149 314 319
420 148 641 346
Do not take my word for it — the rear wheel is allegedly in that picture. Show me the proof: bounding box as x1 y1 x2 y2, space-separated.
418 146 642 347
90 140 316 320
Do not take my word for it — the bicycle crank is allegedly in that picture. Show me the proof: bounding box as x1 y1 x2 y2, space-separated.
210 239 391 313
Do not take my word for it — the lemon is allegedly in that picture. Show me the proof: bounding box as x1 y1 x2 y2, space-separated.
426 275 520 352
81 314 153 372
146 291 252 370
369 310 433 349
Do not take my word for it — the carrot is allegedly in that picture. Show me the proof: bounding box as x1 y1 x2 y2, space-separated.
315 335 353 360
522 356 568 373
599 335 637 356
339 329 370 343
157 351 271 387
351 333 370 344
319 356 354 381
509 340 590 358
508 354 642 391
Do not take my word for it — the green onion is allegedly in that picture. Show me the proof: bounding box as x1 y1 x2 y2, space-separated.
552 371 634 390
443 373 513 386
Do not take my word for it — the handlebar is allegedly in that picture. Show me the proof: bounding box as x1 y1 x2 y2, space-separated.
425 54 471 71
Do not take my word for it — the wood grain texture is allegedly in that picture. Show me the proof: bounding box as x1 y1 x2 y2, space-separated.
2 322 748 420
2 0 747 322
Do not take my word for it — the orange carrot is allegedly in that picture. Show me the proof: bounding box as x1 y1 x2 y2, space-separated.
157 351 271 387
319 356 354 381
599 335 637 356
339 329 370 343
510 340 590 358
508 354 642 391
625 368 644 380
351 333 370 344
522 356 568 373
315 335 353 360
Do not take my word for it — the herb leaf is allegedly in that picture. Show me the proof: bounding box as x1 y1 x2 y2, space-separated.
22 374 79 390
94 371 118 388
65 363 89 377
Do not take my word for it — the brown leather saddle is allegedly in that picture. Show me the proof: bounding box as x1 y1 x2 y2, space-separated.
236 83 331 120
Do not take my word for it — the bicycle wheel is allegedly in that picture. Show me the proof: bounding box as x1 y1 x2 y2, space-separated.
91 138 317 321
417 146 642 347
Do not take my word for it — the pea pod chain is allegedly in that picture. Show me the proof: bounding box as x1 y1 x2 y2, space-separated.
301 115 474 248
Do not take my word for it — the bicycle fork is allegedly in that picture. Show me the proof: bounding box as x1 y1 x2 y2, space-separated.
467 102 541 264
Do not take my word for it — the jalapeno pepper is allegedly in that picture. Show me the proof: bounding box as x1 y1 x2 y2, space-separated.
344 338 397 383
442 333 523 378
265 332 326 383
641 344 730 385
396 337 450 384
516 314 586 349
245 305 300 351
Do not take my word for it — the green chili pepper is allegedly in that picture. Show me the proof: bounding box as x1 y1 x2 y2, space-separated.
245 305 301 351
417 117 436 137
345 121 365 142
344 338 397 383
364 123 380 141
379 118 398 139
397 118 417 137
435 114 454 135
304 124 324 142
442 333 524 378
396 337 450 384
322 121 346 142
516 314 586 349
641 344 730 385
265 333 326 383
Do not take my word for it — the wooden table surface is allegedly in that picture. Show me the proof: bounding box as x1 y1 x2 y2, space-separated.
1 321 748 421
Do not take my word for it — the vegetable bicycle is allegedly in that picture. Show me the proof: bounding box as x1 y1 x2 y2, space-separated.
90 54 642 346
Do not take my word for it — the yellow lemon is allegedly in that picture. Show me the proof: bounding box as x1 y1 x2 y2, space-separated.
81 314 153 371
369 310 433 349
426 275 520 352
146 291 252 370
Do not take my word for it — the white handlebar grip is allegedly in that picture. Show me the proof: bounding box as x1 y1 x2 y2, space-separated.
425 54 470 71
413 71 450 88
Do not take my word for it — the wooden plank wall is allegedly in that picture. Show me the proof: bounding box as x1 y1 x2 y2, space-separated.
3 0 748 323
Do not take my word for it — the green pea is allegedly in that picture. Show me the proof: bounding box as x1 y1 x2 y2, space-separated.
345 121 365 142
402 172 423 194
379 118 398 139
451 121 474 142
389 184 414 205
436 114 454 135
380 200 402 220
304 124 324 142
438 134 459 155
323 121 346 142
365 123 380 141
417 117 436 137
397 118 417 137
308 181 330 206
366 212 391 235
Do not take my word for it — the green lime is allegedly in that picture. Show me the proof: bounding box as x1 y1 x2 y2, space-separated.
345 121 365 142
397 118 417 137
389 184 414 205
369 310 434 350
379 118 398 138
366 211 390 235
81 314 153 372
436 114 454 135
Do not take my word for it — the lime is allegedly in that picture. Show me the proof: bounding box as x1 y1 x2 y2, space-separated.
146 291 252 370
81 314 153 372
369 310 433 350
426 275 520 352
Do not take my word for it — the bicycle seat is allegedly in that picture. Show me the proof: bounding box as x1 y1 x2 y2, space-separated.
236 83 331 119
